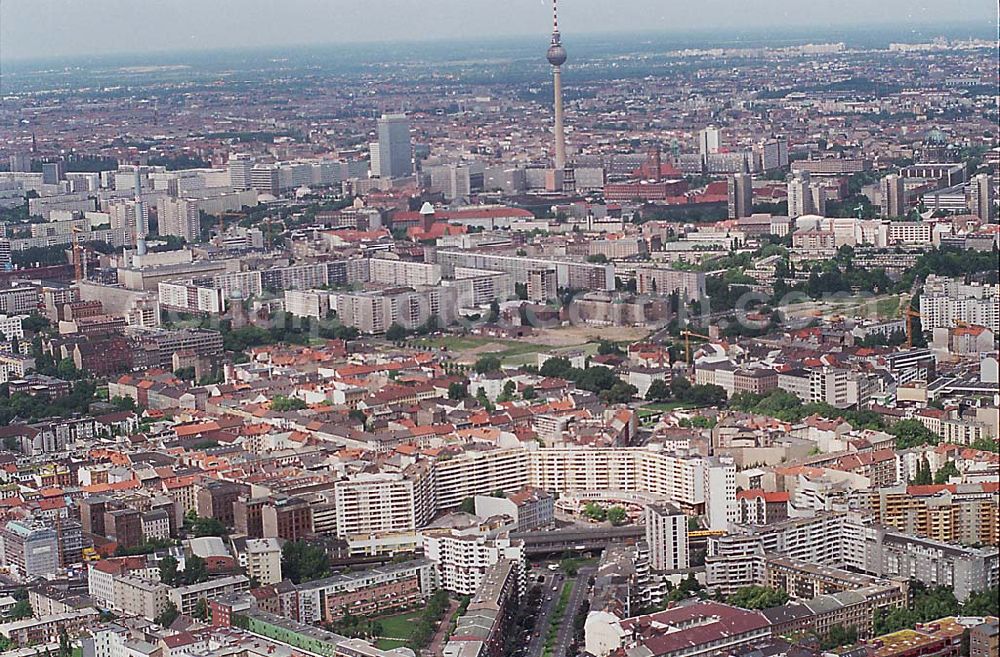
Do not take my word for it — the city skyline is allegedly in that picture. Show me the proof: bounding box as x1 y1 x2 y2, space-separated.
1 0 996 61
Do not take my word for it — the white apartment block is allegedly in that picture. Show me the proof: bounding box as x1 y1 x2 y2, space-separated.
420 531 524 595
333 470 435 555
284 289 330 319
167 575 249 616
245 538 283 585
156 197 200 242
446 267 514 308
0 315 24 342
704 457 738 532
634 267 706 301
158 281 226 314
111 575 168 620
644 504 689 572
333 286 457 334
435 250 615 291
920 275 1000 332
369 257 442 287
106 199 149 246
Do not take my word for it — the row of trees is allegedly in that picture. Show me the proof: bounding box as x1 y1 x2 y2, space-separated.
874 583 998 636
537 357 638 404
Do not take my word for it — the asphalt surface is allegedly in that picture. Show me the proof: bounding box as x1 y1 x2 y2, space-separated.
551 566 595 657
525 572 565 657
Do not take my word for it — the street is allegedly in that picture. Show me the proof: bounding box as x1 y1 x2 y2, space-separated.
525 572 564 657
551 566 595 657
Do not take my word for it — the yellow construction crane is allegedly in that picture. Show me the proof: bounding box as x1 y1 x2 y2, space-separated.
681 329 713 364
903 308 921 347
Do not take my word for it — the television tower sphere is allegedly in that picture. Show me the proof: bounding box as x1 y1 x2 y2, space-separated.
547 43 567 66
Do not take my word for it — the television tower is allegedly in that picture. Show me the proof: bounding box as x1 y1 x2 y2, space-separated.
547 0 568 170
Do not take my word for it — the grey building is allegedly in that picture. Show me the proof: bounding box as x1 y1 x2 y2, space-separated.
376 114 413 179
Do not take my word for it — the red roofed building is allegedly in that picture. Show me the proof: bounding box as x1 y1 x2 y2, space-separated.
605 601 771 657
391 205 534 232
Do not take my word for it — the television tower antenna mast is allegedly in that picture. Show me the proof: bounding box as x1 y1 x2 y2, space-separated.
547 0 568 171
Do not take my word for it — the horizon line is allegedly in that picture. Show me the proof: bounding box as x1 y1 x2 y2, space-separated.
1 19 994 67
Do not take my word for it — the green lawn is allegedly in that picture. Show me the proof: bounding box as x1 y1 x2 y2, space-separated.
373 610 422 650
874 295 903 319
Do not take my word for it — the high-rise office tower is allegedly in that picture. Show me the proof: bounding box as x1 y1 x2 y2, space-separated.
8 154 31 173
699 126 721 156
368 142 381 179
41 161 65 185
728 173 753 219
880 174 906 218
528 268 557 303
0 239 11 272
228 154 254 191
810 184 827 217
787 170 812 218
108 199 150 249
968 173 995 222
547 0 568 171
376 113 413 179
760 138 789 171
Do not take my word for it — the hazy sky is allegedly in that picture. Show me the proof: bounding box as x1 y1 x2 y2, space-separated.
1 0 996 61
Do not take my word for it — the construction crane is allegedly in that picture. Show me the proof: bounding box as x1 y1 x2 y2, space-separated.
904 308 921 347
681 329 713 364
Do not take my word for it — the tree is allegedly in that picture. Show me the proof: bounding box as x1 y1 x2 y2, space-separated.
539 356 574 379
820 624 858 650
607 507 627 526
270 395 307 412
281 540 331 584
193 598 209 621
671 376 692 399
187 514 227 538
597 340 623 356
893 419 939 449
56 357 83 380
110 395 137 411
586 253 609 263
970 437 999 453
646 379 672 402
522 385 537 400
474 355 502 374
583 502 607 522
726 586 790 610
385 323 407 341
497 380 517 403
9 599 32 620
59 627 72 657
460 497 476 514
911 456 933 485
182 554 209 585
475 388 494 412
155 601 180 627
159 555 179 585
601 382 637 404
448 381 468 400
933 461 960 484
